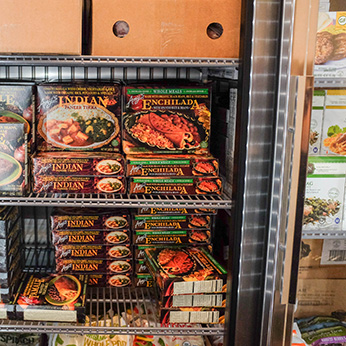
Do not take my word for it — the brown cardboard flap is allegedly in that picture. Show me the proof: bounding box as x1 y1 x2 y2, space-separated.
91 0 241 58
0 0 82 55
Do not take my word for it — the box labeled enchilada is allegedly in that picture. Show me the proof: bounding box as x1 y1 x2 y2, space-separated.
37 83 121 152
132 214 212 230
123 85 211 154
129 177 222 195
137 207 217 215
32 152 125 176
126 155 218 177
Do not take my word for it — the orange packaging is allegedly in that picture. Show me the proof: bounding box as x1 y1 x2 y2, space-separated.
91 0 240 58
0 0 82 55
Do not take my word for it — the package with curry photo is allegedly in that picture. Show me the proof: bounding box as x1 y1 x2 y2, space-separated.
36 83 121 152
123 84 212 154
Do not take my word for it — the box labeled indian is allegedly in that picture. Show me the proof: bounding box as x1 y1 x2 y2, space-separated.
123 85 211 155
55 244 132 260
12 274 87 323
309 90 325 155
51 208 129 231
56 258 132 276
304 157 346 231
32 152 125 176
126 155 219 177
88 273 132 287
137 207 217 215
144 247 227 296
0 123 28 196
132 214 212 230
33 175 126 194
314 12 346 78
134 230 211 245
37 83 121 152
129 177 222 195
52 229 131 246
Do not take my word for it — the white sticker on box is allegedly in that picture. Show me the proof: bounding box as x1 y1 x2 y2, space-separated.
169 311 190 323
321 239 346 265
189 311 219 324
173 281 194 295
172 295 193 307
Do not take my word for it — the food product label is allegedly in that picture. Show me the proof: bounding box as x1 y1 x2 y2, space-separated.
172 294 223 307
321 239 346 265
137 207 217 215
310 91 325 155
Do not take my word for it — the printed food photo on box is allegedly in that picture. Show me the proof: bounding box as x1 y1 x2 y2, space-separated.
314 12 346 78
310 90 325 155
36 83 121 152
122 84 211 154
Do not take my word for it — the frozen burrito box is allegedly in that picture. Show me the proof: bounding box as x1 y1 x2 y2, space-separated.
122 84 212 155
51 208 129 231
36 83 121 152
309 90 325 156
144 247 227 296
304 156 346 231
33 175 126 194
126 154 219 177
137 207 217 215
32 152 125 176
132 214 213 230
11 274 88 323
0 122 28 196
129 177 222 195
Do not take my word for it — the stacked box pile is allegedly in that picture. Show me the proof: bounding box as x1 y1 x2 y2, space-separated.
0 207 23 304
52 207 132 288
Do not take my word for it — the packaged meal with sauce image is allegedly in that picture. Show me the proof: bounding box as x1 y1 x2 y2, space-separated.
32 152 125 176
137 207 217 215
0 123 28 196
36 83 121 152
11 274 87 323
309 90 325 156
88 273 132 287
126 154 219 177
51 208 129 231
122 84 211 154
304 156 346 231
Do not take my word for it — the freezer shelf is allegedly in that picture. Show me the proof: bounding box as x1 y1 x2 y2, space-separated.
0 193 232 208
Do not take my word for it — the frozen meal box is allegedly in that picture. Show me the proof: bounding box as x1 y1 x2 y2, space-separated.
134 274 154 288
91 0 240 58
12 274 87 323
161 293 225 308
126 155 219 177
304 156 346 231
314 12 346 78
88 273 132 287
144 247 227 296
32 152 125 176
134 229 211 245
55 244 132 260
37 83 121 152
123 85 211 155
55 258 132 277
309 90 325 155
0 0 82 55
299 239 346 279
132 214 212 230
52 229 131 246
137 207 217 215
321 90 346 155
51 208 129 230
296 278 346 318
0 123 28 196
129 177 222 195
135 260 150 274
33 175 126 194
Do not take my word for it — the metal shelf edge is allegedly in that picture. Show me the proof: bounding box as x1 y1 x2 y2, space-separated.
302 231 346 239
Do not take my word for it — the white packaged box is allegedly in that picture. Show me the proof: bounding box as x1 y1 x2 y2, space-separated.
321 239 346 265
304 156 346 231
309 90 325 155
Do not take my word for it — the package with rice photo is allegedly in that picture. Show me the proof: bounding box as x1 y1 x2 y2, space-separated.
304 156 346 231
309 90 325 155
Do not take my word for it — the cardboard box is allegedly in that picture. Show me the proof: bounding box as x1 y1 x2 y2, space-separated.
91 0 240 58
296 278 346 318
299 239 346 279
0 0 82 55
309 90 325 155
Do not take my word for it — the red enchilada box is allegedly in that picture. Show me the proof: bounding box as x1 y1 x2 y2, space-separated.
32 152 125 176
137 207 217 215
129 177 222 195
33 175 126 194
122 85 211 155
36 83 121 152
126 155 219 177
51 208 129 231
